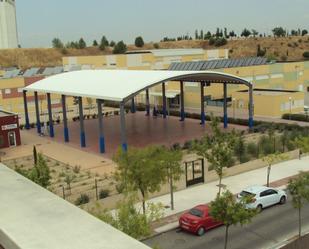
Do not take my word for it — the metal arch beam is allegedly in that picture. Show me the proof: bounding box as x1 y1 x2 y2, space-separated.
223 83 228 128
120 102 128 152
180 81 185 121
145 89 150 116
248 84 254 130
122 72 252 103
200 82 205 125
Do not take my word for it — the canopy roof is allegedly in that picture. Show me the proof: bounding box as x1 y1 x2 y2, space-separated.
24 70 251 102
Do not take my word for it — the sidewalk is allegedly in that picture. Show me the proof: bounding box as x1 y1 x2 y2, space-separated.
147 156 309 233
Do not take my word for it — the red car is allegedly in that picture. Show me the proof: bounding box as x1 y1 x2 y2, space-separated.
179 204 222 236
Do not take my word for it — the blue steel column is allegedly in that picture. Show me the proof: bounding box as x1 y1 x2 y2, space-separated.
248 85 254 130
223 83 228 128
78 97 86 147
61 95 69 142
200 82 205 125
145 89 150 116
34 91 41 134
162 82 167 118
120 102 128 152
46 93 54 137
131 98 136 113
22 90 30 129
180 81 185 121
97 99 105 153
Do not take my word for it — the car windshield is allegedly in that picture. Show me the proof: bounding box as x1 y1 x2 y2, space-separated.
239 191 256 198
189 208 204 217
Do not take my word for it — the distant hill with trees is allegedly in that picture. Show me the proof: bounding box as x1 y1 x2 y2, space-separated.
1 27 309 69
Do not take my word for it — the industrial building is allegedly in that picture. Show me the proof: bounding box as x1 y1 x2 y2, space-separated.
0 0 18 49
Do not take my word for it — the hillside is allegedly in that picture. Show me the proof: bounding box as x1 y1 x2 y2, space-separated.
0 36 308 69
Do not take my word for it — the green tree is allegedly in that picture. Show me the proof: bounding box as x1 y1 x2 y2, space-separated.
287 172 309 238
262 153 288 187
234 132 246 163
135 36 144 47
192 114 236 195
294 136 309 157
52 38 64 49
113 41 127 54
64 174 75 195
113 146 166 214
241 28 251 37
78 38 87 49
161 148 183 210
204 31 212 40
99 36 109 50
91 194 164 239
272 27 286 37
109 40 116 47
301 29 308 36
303 51 309 59
209 190 257 249
25 153 51 188
251 29 259 37
92 40 98 46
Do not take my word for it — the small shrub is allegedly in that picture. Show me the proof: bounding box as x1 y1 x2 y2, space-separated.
73 165 81 174
75 194 90 205
171 143 181 150
58 171 65 177
182 140 192 150
153 43 159 49
99 189 110 199
303 51 309 59
19 124 24 130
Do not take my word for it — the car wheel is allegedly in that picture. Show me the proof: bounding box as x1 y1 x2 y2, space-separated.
197 227 205 236
256 204 263 213
279 196 286 205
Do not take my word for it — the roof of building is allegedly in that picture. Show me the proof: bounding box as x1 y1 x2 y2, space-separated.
169 57 268 71
0 109 17 117
0 164 150 249
0 66 64 79
24 70 251 102
126 48 209 57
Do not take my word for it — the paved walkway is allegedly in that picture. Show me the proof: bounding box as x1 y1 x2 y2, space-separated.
145 156 309 233
0 130 116 175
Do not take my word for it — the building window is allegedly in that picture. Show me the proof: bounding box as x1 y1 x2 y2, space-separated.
4 89 11 94
17 88 23 93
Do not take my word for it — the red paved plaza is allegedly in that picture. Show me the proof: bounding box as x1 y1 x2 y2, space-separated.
37 112 246 158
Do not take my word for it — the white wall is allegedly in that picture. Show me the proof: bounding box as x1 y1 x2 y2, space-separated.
0 0 18 49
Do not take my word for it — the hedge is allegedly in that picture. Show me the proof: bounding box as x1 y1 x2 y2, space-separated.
282 113 309 122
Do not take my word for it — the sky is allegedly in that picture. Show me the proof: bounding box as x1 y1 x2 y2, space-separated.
16 0 309 48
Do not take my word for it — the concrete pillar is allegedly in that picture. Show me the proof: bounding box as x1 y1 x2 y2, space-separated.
223 83 228 128
180 81 185 121
248 85 254 130
78 97 86 147
145 89 150 116
162 82 167 118
34 91 41 134
200 82 205 125
120 102 127 152
131 98 136 113
61 95 69 142
97 99 105 153
46 93 54 137
22 90 30 129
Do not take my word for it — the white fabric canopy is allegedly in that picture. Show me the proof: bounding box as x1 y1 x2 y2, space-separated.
24 70 251 102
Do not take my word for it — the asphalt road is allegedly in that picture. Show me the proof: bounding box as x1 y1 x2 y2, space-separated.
144 200 309 249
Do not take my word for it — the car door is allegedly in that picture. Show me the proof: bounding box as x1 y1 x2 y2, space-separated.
259 190 273 207
204 212 218 229
267 189 280 205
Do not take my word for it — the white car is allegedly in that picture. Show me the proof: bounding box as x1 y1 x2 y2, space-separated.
237 186 287 212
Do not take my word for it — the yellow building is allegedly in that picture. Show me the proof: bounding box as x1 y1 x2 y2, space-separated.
232 89 304 117
62 48 229 70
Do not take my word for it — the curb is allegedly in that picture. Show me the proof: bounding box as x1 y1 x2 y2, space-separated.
268 228 309 249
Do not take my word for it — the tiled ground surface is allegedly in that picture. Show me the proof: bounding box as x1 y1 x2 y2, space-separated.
36 112 247 158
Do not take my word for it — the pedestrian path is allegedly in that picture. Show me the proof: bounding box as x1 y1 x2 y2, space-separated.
145 156 309 233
